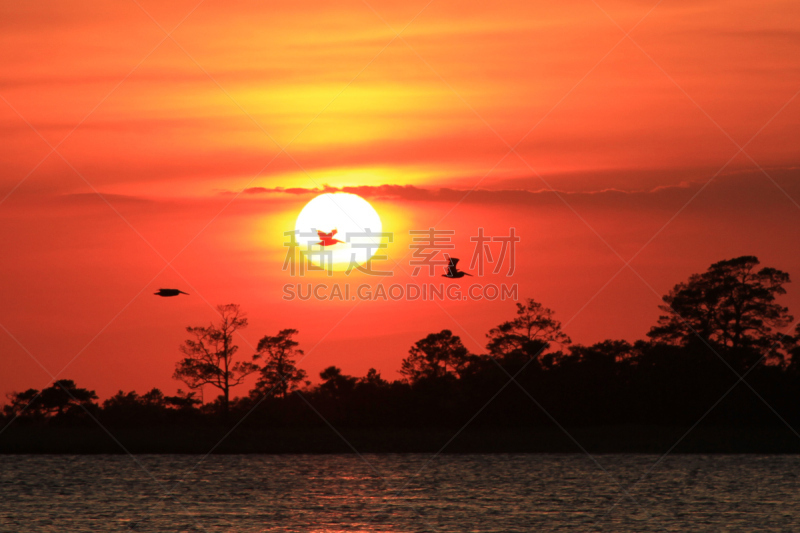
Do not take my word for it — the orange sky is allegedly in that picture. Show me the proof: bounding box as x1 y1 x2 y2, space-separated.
1 0 799 400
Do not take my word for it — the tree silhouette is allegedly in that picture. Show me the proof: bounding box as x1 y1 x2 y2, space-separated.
400 329 469 383
252 329 307 398
164 389 203 411
41 380 97 416
4 388 43 418
486 298 571 364
648 256 792 360
5 380 98 419
319 366 357 399
103 388 170 411
359 368 386 387
565 340 635 367
10 254 800 453
173 304 258 414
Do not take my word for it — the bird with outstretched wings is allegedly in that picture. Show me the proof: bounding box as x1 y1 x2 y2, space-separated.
317 229 344 246
442 257 472 278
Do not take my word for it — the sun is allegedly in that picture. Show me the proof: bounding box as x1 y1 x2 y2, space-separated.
295 192 384 271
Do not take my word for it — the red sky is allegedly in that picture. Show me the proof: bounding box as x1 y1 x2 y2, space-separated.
1 0 799 401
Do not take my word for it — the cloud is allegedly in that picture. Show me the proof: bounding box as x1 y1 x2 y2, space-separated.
232 168 800 214
237 179 691 204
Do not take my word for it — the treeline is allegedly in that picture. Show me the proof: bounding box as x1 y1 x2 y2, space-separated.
5 255 800 431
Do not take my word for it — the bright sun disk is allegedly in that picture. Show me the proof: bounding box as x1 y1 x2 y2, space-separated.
294 192 384 272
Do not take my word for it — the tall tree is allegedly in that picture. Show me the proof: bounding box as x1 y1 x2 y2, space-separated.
648 256 792 357
173 304 258 414
252 329 307 398
400 329 469 383
486 298 571 362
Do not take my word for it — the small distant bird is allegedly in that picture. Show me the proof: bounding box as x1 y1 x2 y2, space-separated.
317 229 343 246
154 288 189 297
442 257 472 279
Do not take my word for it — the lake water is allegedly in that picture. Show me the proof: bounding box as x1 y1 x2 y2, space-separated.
1 454 799 532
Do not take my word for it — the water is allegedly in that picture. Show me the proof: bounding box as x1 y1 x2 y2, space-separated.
1 454 799 532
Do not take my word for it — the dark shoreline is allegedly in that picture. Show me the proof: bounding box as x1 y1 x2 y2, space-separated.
2 425 800 454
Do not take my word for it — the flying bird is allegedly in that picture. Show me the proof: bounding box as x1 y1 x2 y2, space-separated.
317 229 343 246
442 257 472 279
154 288 189 297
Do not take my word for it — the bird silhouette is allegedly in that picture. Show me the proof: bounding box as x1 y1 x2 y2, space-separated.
317 229 343 246
154 288 189 297
442 257 472 278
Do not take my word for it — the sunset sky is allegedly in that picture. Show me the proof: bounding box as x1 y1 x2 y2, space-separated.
1 0 799 401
